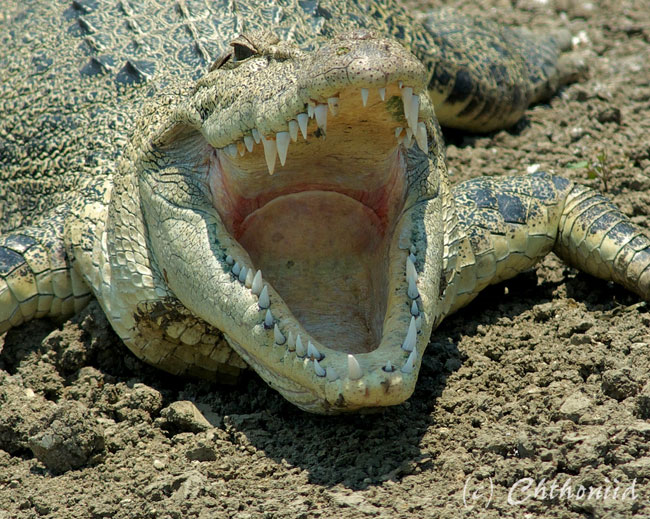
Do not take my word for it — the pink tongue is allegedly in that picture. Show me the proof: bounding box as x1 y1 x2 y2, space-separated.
238 190 387 353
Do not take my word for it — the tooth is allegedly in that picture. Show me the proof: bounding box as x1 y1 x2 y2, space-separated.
416 315 422 332
327 97 340 116
232 262 241 276
264 309 274 328
224 143 237 157
225 255 234 265
314 359 326 377
401 87 413 125
416 122 427 152
395 127 403 139
408 277 419 299
404 130 413 149
239 265 249 283
379 87 386 101
307 102 315 118
276 131 290 166
406 255 417 285
383 361 393 372
314 104 328 132
409 251 416 263
261 135 277 175
347 354 362 380
407 94 419 131
296 334 306 357
398 81 403 89
251 270 263 295
411 300 419 317
252 128 261 144
307 341 322 360
258 285 270 309
326 367 339 381
401 348 417 374
245 268 254 288
287 331 296 351
402 316 417 352
244 135 254 152
288 120 299 142
296 113 309 139
274 324 286 345
360 88 369 107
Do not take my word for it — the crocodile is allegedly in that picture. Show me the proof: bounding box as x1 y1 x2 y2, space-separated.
2 0 649 414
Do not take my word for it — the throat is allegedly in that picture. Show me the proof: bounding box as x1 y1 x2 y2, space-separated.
237 190 390 353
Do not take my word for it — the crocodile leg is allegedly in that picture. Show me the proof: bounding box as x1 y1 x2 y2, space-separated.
442 172 650 316
0 207 92 334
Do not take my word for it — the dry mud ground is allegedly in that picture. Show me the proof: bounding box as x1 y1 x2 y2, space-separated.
2 0 650 517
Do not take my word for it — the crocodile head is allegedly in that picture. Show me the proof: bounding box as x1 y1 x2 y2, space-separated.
136 30 445 413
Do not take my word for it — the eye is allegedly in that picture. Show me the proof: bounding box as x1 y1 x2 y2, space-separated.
233 42 256 62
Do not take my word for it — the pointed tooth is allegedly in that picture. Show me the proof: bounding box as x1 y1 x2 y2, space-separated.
307 341 322 360
307 102 315 118
416 315 422 332
398 81 403 89
238 265 247 283
296 113 309 139
314 359 326 377
244 135 254 152
288 120 299 142
296 334 306 357
327 97 340 116
407 94 419 132
251 270 263 295
402 316 417 352
383 361 393 372
410 300 419 317
287 331 296 351
401 87 413 125
347 354 362 380
274 324 286 345
379 87 386 101
326 367 339 381
406 255 417 285
408 277 419 299
314 104 328 132
225 255 234 265
276 131 290 166
360 88 369 107
404 130 413 149
416 122 428 153
261 135 277 175
401 348 417 374
264 309 274 328
395 127 403 139
245 268 254 288
224 143 237 157
232 262 241 276
258 285 270 309
252 128 261 144
237 142 246 156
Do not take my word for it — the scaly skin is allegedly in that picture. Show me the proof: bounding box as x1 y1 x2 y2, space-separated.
1 0 647 413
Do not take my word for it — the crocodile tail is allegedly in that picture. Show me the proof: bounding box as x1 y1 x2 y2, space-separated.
554 184 650 301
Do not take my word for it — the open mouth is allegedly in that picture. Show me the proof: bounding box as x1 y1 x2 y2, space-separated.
197 77 436 412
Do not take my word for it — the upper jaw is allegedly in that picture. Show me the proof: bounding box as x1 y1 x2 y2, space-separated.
175 33 442 413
